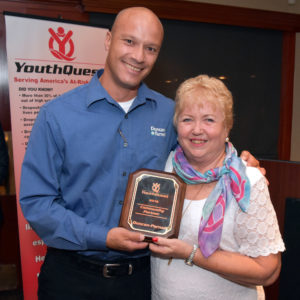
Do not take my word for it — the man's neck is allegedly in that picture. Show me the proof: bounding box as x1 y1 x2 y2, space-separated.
99 71 138 102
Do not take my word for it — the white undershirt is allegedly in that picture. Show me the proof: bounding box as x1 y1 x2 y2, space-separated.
118 97 135 113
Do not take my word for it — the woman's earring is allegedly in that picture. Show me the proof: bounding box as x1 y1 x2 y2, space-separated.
225 137 229 143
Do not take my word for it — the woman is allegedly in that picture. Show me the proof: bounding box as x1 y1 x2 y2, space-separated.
150 75 285 300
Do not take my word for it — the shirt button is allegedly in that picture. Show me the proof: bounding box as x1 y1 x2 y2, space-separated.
119 200 124 205
125 114 128 119
122 172 127 176
124 142 128 147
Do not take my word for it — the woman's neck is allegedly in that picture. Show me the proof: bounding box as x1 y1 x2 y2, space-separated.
186 181 217 200
191 149 226 174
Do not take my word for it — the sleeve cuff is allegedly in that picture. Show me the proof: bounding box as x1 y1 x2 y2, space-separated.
85 223 110 250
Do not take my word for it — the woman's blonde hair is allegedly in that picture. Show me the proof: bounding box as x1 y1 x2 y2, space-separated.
174 75 233 132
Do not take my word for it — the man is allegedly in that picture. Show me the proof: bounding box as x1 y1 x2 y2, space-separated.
20 7 260 300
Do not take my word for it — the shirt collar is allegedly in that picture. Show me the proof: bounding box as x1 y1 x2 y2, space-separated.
85 69 158 109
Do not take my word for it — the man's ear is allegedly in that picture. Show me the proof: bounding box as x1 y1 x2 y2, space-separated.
104 31 112 51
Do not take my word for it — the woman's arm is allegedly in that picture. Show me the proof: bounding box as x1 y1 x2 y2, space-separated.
149 238 281 286
194 246 281 286
150 174 284 286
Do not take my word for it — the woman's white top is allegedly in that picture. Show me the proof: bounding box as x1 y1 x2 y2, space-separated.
151 152 285 300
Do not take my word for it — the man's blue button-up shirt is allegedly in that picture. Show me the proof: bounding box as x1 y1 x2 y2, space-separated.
20 69 177 260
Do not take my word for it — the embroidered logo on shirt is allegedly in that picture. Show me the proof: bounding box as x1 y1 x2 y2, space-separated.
151 126 166 137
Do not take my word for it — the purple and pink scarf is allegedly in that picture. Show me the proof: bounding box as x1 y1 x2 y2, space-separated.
172 142 250 258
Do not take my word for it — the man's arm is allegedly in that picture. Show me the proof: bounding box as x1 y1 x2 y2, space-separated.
20 108 104 250
20 108 148 253
240 150 266 176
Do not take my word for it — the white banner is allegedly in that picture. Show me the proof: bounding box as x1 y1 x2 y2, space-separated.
5 14 107 299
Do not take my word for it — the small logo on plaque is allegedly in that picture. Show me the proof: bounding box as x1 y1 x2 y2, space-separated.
152 183 160 193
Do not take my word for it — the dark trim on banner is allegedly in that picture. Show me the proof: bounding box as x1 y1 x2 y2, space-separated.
3 11 110 30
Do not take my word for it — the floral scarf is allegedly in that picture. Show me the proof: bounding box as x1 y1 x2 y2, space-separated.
172 142 250 258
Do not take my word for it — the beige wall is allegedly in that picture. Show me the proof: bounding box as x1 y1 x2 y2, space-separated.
186 0 300 161
187 0 300 14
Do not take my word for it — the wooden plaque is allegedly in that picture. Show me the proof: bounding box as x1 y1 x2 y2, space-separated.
119 169 186 238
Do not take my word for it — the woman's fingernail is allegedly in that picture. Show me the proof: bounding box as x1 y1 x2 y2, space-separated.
152 237 158 243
